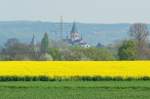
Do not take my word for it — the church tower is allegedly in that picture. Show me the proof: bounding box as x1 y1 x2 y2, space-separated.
30 34 36 46
30 34 38 53
66 22 90 48
70 22 81 41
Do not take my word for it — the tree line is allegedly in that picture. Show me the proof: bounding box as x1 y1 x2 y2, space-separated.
0 23 150 61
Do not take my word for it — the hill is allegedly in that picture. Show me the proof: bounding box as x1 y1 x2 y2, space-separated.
0 21 131 46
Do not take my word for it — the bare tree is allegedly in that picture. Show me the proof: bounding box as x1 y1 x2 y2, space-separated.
129 23 149 59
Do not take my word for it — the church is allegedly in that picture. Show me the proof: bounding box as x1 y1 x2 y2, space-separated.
30 22 91 49
65 22 90 48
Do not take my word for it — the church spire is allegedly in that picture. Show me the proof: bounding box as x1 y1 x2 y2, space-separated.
30 33 36 46
70 22 81 41
30 33 38 53
70 22 78 33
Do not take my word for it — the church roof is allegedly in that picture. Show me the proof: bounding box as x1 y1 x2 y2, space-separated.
70 22 78 33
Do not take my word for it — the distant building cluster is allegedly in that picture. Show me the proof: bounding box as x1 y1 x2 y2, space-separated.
30 22 91 49
65 22 90 48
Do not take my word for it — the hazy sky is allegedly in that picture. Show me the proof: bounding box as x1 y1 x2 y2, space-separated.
0 0 150 23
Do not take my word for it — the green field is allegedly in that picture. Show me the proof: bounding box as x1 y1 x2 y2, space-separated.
0 81 150 99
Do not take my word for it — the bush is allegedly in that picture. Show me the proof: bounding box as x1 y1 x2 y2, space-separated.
118 40 138 60
39 53 53 61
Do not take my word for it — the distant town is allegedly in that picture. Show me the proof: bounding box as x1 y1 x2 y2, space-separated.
0 21 150 61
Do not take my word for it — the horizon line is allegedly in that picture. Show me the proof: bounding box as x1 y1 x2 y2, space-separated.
0 20 149 24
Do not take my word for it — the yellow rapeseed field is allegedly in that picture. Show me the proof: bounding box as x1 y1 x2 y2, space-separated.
0 61 150 77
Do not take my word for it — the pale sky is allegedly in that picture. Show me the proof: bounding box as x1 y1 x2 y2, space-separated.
0 0 150 23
